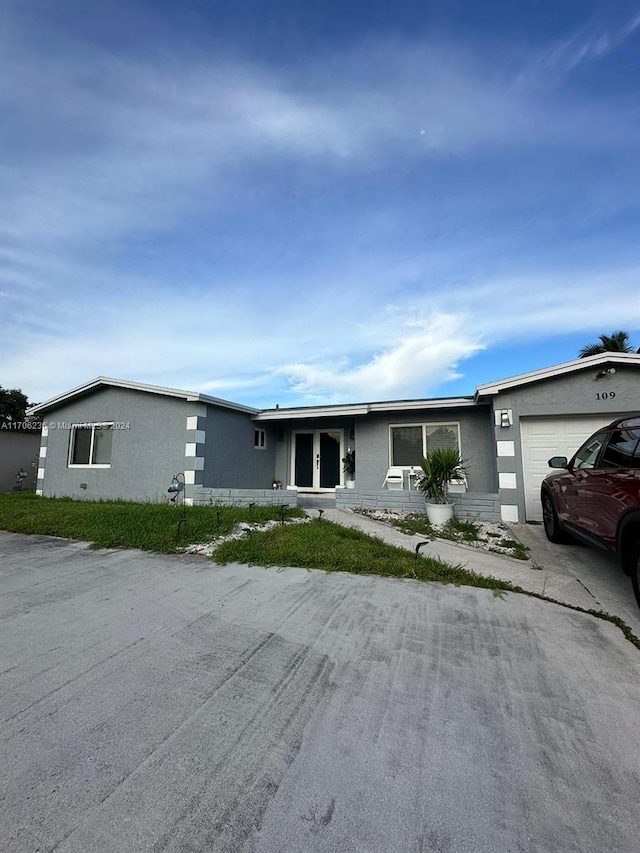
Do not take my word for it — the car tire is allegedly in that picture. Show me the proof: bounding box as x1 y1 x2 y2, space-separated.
631 540 640 611
542 489 566 544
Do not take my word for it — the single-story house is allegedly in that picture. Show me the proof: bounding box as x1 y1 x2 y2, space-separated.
30 353 640 523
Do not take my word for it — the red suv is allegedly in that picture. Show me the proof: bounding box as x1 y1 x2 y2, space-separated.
541 415 640 609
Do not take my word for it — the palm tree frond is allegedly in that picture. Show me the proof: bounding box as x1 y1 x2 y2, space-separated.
579 330 635 358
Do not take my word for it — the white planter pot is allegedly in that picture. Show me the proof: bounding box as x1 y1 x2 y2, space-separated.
426 502 454 527
345 479 355 489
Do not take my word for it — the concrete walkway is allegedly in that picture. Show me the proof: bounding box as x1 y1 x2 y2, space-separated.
313 507 640 634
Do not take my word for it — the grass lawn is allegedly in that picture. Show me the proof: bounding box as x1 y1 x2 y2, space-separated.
213 517 516 591
0 492 305 553
2 493 638 648
0 493 511 591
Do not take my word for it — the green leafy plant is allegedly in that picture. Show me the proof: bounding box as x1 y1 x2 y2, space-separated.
447 516 480 541
416 448 468 504
342 449 355 477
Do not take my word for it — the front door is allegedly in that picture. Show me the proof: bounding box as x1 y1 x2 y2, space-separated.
293 430 343 490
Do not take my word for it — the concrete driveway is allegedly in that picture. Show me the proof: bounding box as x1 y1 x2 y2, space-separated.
512 522 640 633
1 530 639 853
320 508 640 634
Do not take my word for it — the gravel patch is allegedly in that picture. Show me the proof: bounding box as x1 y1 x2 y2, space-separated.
183 515 312 556
353 508 530 560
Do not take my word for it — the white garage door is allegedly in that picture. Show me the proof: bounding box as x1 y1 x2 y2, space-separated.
520 415 620 522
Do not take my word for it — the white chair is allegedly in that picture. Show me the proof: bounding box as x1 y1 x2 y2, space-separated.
382 467 405 490
448 476 467 494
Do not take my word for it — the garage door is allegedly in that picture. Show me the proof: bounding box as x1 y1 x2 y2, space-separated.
520 415 621 522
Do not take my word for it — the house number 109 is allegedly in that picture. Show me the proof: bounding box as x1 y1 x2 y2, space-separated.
596 391 616 400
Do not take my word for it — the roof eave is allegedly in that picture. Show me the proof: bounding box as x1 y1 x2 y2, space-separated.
253 396 477 421
29 377 258 415
475 353 640 399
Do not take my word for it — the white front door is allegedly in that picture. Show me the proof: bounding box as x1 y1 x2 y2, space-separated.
292 430 343 490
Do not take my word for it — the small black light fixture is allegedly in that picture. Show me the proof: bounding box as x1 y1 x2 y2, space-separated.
168 473 185 503
167 473 187 540
415 540 430 561
596 367 616 379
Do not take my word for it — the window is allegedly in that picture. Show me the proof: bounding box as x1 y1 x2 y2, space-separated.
69 424 113 467
572 432 607 470
390 423 460 467
600 429 640 469
254 428 266 450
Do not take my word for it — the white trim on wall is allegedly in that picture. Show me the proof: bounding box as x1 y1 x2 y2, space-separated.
501 505 519 522
498 472 517 489
496 440 515 457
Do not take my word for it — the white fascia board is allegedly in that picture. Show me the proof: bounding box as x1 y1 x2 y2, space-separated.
253 396 476 421
30 376 258 416
254 404 371 421
475 353 640 399
195 395 258 414
368 397 476 413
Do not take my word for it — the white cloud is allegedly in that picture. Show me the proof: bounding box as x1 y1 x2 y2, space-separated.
3 260 639 405
265 264 640 402
1 27 635 249
275 314 484 402
521 9 640 79
1 10 638 407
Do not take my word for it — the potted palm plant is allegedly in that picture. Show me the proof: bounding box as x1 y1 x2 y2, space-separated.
417 448 468 527
342 449 356 488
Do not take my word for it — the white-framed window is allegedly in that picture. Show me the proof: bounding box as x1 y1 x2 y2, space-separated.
389 422 460 467
68 423 113 468
254 428 267 450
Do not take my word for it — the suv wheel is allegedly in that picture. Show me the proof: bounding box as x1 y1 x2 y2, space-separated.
631 541 640 611
542 490 565 544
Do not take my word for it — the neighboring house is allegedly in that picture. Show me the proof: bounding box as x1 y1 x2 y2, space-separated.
0 427 41 492
30 353 640 522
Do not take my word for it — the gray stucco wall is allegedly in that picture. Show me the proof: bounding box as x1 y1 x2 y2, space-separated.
492 363 639 420
204 406 276 488
39 389 193 502
335 488 502 521
489 361 640 522
0 430 41 492
192 487 297 507
353 406 496 493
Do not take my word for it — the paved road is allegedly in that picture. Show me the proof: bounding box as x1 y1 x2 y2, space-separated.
1 531 639 852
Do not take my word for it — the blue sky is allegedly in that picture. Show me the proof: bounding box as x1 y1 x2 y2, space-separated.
1 0 639 408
